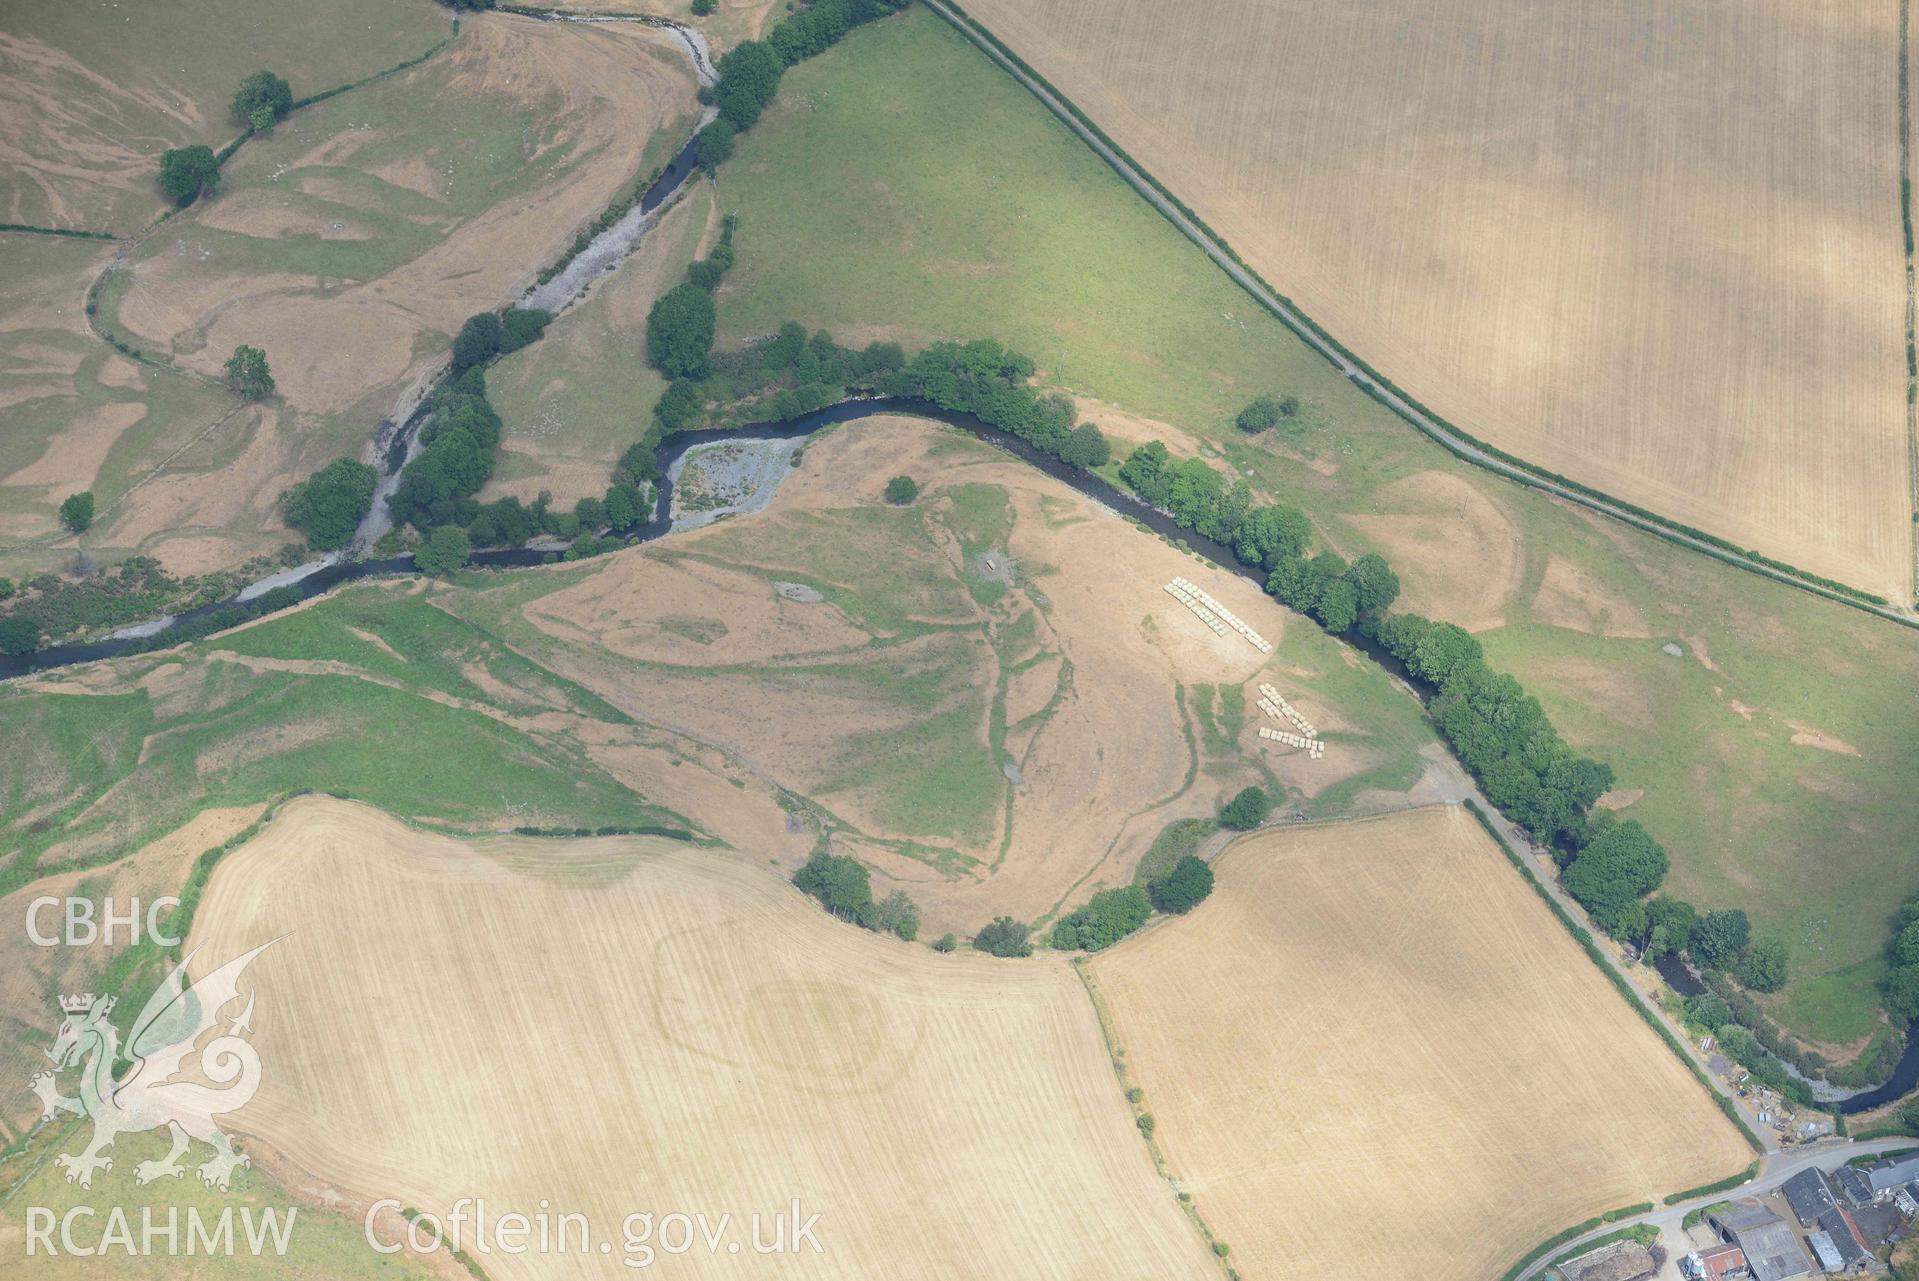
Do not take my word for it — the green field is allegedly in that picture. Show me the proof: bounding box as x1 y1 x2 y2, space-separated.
712 5 1919 1044
2 0 451 232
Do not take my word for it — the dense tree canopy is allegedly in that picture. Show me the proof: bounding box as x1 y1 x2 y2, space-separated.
1060 422 1111 469
414 524 471 575
1219 786 1270 831
1149 855 1214 914
158 146 219 206
223 345 275 400
1735 938 1789 993
646 283 718 379
1691 908 1751 968
0 614 39 655
281 458 377 551
713 41 784 132
1050 886 1151 952
231 71 293 128
1562 818 1669 936
695 119 736 172
793 851 873 923
58 492 94 535
974 916 1032 957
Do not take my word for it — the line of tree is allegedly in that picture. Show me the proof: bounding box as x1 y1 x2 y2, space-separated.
702 0 908 139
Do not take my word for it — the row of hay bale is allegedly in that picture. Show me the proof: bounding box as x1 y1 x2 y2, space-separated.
1258 726 1325 759
1169 577 1272 653
1257 682 1315 737
1163 582 1228 637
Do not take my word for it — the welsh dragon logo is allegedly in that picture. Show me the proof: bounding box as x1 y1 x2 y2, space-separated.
31 941 278 1191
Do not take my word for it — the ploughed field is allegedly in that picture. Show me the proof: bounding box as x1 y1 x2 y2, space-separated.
955 0 1916 601
1089 806 1754 1281
184 796 1221 1281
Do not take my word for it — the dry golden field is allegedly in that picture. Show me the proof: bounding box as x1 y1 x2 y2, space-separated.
186 796 1220 1281
1088 806 1752 1281
958 0 1916 599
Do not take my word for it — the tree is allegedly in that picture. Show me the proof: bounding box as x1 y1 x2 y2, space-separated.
691 0 716 13
931 933 957 953
1311 577 1358 634
281 458 377 551
0 578 14 601
1235 394 1281 433
874 890 919 942
884 475 918 505
58 492 94 535
1060 422 1111 469
1884 964 1919 1023
223 345 275 400
498 307 552 354
414 524 471 575
1562 818 1669 936
1684 993 1731 1030
794 851 874 923
1894 921 1919 967
645 283 717 379
0 614 39 656
231 71 293 129
695 119 736 173
1692 908 1751 969
714 40 784 132
1218 786 1270 831
1051 886 1151 951
1343 553 1400 622
452 312 503 373
157 145 219 206
1149 855 1214 914
973 916 1032 958
1736 938 1789 993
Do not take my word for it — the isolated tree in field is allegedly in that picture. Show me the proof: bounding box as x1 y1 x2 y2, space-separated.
157 145 219 207
695 119 736 173
931 932 957 953
281 458 377 551
973 916 1032 957
1736 938 1789 993
1149 855 1214 914
414 524 471 575
0 614 39 655
1691 908 1751 968
691 0 717 14
1218 785 1269 831
884 475 918 505
646 283 717 379
231 71 293 129
224 345 275 400
58 492 94 535
1060 422 1111 469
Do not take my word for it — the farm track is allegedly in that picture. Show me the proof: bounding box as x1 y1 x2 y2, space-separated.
925 0 1919 631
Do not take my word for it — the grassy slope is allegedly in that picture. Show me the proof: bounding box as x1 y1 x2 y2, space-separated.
0 583 688 893
712 5 1919 1044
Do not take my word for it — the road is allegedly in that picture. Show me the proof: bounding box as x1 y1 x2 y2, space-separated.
1516 1137 1917 1281
920 0 1918 629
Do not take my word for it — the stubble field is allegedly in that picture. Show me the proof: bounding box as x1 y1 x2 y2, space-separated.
1089 805 1754 1281
185 795 1221 1281
955 0 1915 600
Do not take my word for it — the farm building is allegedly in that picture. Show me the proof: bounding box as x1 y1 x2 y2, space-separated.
1802 1231 1843 1274
1781 1167 1837 1226
1708 1202 1813 1281
1681 1243 1751 1281
1554 1237 1657 1281
1811 1208 1871 1269
1864 1154 1919 1197
1834 1167 1874 1207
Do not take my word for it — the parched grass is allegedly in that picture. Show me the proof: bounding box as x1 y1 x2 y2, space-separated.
714 2 1919 1042
1 0 451 231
